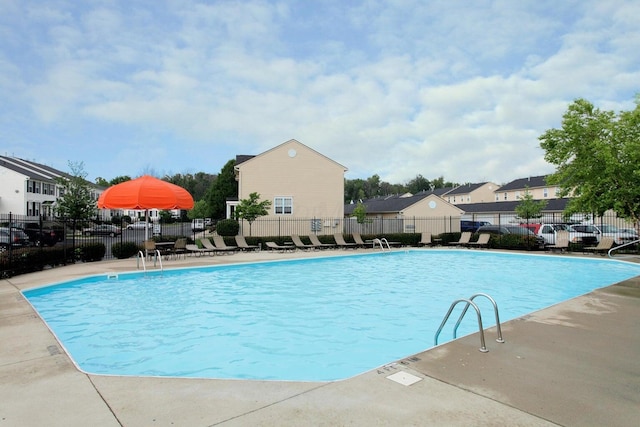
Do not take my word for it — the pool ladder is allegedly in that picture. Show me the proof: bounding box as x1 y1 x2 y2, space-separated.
372 238 391 251
434 293 505 353
137 249 163 273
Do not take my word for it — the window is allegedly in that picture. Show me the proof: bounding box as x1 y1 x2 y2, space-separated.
274 197 293 215
543 188 548 198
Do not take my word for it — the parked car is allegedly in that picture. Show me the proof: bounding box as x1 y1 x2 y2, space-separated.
13 222 64 247
619 228 638 237
126 221 153 230
460 220 490 233
571 224 636 246
83 224 122 237
0 227 30 252
476 224 545 247
519 223 598 246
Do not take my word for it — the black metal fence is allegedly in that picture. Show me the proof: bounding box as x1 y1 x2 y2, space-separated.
1 212 637 277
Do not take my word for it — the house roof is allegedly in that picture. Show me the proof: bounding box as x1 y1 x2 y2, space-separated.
460 198 570 213
344 191 444 215
0 156 70 182
498 175 549 191
446 182 490 195
234 139 348 171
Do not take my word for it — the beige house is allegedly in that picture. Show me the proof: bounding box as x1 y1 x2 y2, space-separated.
344 192 464 235
495 175 560 202
444 182 500 205
231 139 347 236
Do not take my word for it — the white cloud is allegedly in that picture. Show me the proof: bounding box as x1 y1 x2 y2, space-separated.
1 0 638 185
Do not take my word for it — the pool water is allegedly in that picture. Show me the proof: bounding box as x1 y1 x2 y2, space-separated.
23 251 640 381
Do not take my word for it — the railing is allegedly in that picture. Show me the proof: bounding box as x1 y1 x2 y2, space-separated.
372 238 391 251
608 239 640 258
434 293 505 353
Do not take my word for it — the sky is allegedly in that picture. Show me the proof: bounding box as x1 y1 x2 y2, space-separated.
1 0 639 187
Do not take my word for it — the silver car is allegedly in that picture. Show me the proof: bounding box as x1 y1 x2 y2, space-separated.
0 227 30 252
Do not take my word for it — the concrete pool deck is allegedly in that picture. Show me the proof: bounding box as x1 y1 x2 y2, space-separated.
1 248 639 426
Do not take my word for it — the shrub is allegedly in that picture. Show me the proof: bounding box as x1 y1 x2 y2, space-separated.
216 219 240 236
111 242 140 259
78 243 106 262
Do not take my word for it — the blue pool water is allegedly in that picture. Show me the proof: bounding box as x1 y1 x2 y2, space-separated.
23 251 640 381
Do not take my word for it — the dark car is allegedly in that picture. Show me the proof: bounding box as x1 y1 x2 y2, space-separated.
0 227 30 252
83 224 122 237
461 220 490 232
15 222 64 247
477 224 545 247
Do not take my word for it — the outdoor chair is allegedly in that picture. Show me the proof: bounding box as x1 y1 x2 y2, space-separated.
235 235 260 251
308 234 336 249
333 233 357 249
290 234 315 250
467 233 490 249
418 232 433 247
546 231 569 252
212 235 238 252
447 231 472 247
265 241 296 252
583 236 615 255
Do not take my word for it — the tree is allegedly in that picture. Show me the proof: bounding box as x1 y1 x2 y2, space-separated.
352 202 368 224
204 159 238 220
515 187 547 223
406 174 431 194
235 192 271 236
188 199 210 220
539 97 640 225
56 161 96 222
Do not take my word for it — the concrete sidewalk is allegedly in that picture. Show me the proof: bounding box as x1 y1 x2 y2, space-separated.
1 251 639 426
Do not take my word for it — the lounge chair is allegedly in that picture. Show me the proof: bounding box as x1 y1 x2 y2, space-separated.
291 234 315 250
265 241 296 252
447 231 472 247
333 233 357 249
546 231 569 252
418 232 432 247
235 235 260 251
351 233 367 248
467 233 490 249
172 238 188 259
186 243 212 256
201 236 236 255
583 236 614 255
309 234 336 249
212 235 238 252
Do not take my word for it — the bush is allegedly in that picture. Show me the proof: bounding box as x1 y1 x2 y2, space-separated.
111 242 140 259
78 243 106 262
216 219 240 236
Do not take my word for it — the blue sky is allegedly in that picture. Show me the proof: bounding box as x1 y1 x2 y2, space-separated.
1 0 638 186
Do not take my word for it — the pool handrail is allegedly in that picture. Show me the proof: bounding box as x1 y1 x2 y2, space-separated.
607 238 640 258
434 298 488 353
452 293 505 344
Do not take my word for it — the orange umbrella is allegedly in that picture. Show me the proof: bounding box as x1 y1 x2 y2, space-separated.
97 175 194 210
97 175 194 241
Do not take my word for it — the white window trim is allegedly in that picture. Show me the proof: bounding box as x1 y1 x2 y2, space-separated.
274 196 293 215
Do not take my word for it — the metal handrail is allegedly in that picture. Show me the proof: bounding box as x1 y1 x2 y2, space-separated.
136 250 146 272
607 239 640 258
372 238 391 251
434 298 489 352
453 293 505 343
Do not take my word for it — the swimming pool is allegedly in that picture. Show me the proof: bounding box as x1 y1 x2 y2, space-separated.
23 251 640 381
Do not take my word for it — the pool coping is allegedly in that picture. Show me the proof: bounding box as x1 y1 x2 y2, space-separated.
2 248 640 426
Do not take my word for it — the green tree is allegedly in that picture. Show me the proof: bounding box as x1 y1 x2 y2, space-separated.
235 192 271 236
55 161 96 222
352 202 369 224
205 159 238 220
539 97 640 225
406 174 431 194
188 199 210 220
515 187 547 223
